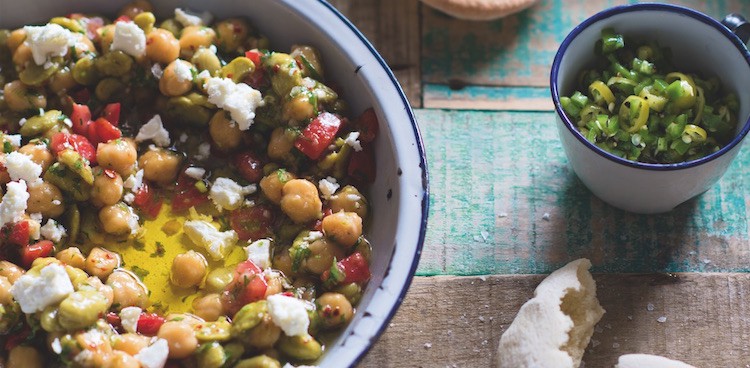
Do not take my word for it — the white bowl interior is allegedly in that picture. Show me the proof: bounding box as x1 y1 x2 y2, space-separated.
557 8 750 136
0 1 427 366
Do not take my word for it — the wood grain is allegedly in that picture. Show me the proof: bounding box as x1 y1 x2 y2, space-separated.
329 0 422 107
361 273 750 367
416 109 750 275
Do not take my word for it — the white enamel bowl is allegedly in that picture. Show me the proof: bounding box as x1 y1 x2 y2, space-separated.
551 3 750 214
0 1 428 366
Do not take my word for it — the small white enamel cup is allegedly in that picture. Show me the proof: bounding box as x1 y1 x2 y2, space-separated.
551 3 750 214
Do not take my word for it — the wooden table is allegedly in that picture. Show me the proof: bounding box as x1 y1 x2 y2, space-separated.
329 1 750 367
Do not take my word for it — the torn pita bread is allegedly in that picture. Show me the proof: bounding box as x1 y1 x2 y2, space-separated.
420 0 538 21
616 354 696 368
497 258 605 368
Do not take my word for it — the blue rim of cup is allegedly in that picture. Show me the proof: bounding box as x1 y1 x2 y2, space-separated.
550 2 750 171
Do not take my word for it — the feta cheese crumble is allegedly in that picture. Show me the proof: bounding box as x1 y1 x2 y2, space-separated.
205 77 264 131
11 263 74 313
0 181 29 228
244 238 272 269
267 294 310 337
209 177 256 211
174 8 213 27
344 132 363 152
40 219 66 242
184 167 205 180
5 151 42 185
183 220 238 260
119 306 142 333
173 61 194 83
135 115 171 147
318 177 339 200
23 23 76 66
135 338 169 368
111 21 146 58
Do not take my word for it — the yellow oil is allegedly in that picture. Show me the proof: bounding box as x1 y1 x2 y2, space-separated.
81 203 245 314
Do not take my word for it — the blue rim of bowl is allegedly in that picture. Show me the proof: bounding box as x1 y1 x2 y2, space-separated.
550 2 750 171
315 1 430 367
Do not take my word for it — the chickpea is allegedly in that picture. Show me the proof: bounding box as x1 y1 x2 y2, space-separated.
264 272 283 297
98 24 116 53
170 250 207 288
159 59 194 97
209 111 241 151
280 179 322 224
328 185 368 219
157 321 199 359
7 345 42 368
322 211 363 248
99 204 135 235
103 350 140 368
267 127 296 160
18 143 53 171
85 247 120 280
0 276 12 305
48 67 78 94
12 43 32 67
91 168 124 207
56 247 86 269
214 18 250 54
316 292 354 329
179 26 216 59
0 261 24 283
3 81 46 112
304 238 344 275
146 28 180 64
6 29 26 53
106 270 150 309
282 94 316 121
244 314 281 349
97 139 137 177
112 333 150 355
119 0 153 20
26 181 65 218
192 293 224 321
259 170 296 204
138 148 182 185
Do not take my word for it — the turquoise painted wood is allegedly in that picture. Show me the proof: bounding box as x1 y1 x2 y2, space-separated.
422 0 750 89
415 109 750 276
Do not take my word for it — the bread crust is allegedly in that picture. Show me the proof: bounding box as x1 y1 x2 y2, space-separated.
496 259 605 368
420 0 538 21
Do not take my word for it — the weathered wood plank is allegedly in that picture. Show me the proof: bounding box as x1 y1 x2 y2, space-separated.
329 0 422 107
421 0 750 90
361 273 750 367
416 109 750 275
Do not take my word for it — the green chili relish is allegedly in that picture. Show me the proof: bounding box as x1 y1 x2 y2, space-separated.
561 28 739 164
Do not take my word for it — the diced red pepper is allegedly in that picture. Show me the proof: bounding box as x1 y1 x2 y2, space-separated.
171 174 209 213
294 112 343 160
3 220 30 247
232 151 264 183
229 205 275 242
322 252 371 286
244 50 263 67
70 103 92 135
92 117 122 144
133 182 163 218
222 260 268 315
102 103 121 126
347 144 376 183
21 240 54 268
356 108 379 143
50 132 97 165
137 313 165 336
